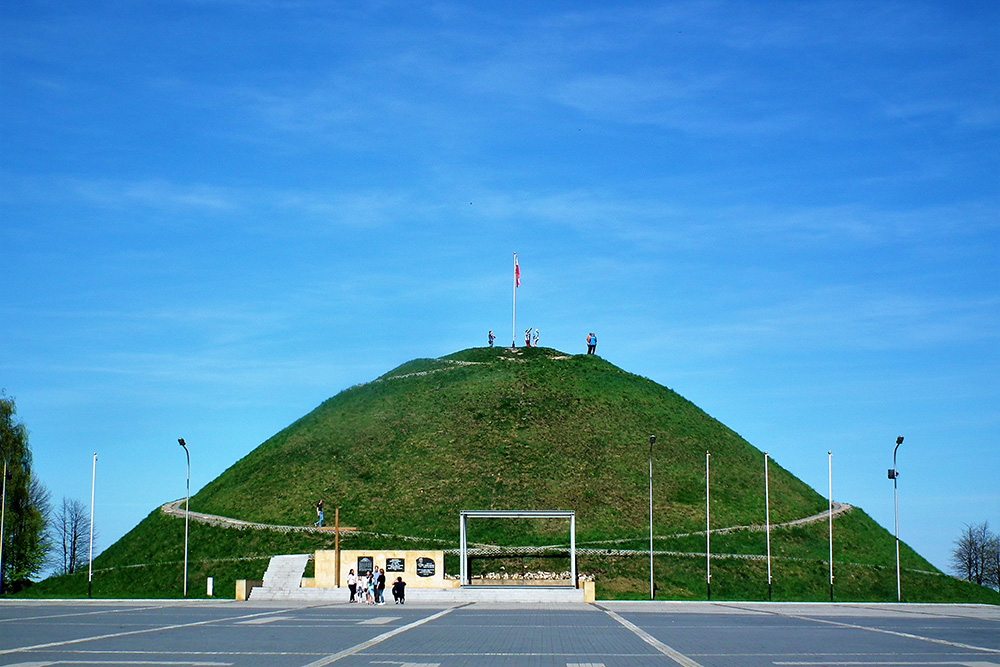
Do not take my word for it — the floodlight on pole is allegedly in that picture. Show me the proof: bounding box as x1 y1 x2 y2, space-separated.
889 435 903 602
648 434 655 601
179 438 190 598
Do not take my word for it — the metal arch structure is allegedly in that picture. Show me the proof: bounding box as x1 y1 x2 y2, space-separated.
459 510 576 587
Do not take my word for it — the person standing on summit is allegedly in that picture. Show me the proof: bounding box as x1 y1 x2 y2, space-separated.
586 333 597 355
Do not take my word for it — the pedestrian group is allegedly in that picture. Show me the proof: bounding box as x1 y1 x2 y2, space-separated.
345 567 405 605
488 329 596 355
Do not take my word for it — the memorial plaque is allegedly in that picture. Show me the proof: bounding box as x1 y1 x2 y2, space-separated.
386 557 405 573
416 557 435 577
357 556 374 576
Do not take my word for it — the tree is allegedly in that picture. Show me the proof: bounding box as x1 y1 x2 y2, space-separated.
950 521 998 588
1 391 50 592
53 497 93 575
985 532 1000 592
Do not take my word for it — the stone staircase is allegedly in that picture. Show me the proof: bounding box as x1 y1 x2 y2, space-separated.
248 554 312 601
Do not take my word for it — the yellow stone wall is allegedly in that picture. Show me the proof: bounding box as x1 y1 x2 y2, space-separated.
313 550 447 589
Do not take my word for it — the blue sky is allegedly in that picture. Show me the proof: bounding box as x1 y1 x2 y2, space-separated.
2 1 997 579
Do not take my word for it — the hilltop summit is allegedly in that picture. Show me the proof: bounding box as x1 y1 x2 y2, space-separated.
193 346 824 541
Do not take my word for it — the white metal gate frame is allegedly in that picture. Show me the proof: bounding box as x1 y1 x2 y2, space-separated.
458 510 576 587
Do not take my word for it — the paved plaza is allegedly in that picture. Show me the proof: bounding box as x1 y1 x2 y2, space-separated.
1 599 997 666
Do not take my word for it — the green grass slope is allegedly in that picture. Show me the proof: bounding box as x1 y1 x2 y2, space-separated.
20 347 1000 603
195 347 826 539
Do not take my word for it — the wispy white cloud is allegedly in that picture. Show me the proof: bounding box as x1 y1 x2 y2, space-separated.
15 173 996 253
639 287 1000 359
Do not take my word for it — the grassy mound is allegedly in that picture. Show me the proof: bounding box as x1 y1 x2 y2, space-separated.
20 347 1000 603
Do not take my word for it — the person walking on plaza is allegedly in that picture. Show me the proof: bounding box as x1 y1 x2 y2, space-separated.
392 577 406 604
314 499 324 527
347 568 357 602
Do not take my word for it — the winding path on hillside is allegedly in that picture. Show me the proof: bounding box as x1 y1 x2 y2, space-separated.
159 498 854 558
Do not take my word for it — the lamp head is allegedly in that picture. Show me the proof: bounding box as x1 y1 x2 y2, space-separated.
178 438 186 448
649 435 656 445
896 436 903 445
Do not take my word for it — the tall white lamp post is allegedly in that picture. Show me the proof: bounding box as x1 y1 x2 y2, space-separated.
889 436 903 602
648 434 655 601
179 438 190 598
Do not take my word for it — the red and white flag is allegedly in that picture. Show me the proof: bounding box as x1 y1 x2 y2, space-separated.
514 253 520 287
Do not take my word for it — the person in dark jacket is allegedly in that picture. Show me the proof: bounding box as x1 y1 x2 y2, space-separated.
376 568 387 605
392 577 406 604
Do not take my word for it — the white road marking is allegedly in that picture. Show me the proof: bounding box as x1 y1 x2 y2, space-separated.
301 606 462 666
720 605 1000 656
0 608 292 656
774 662 1000 666
358 617 399 625
3 662 230 666
0 605 166 624
599 607 705 667
568 663 607 666
235 617 353 625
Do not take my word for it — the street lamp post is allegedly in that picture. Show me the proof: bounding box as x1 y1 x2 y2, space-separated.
648 434 655 601
179 438 190 598
889 436 903 602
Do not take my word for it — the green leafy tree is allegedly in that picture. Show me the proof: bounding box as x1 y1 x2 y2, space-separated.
1 391 50 592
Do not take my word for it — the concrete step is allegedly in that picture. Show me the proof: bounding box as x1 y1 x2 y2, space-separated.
250 554 311 601
250 585 585 604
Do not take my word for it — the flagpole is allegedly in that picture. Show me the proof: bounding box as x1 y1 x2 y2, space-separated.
706 450 711 600
512 252 517 347
828 450 834 602
765 451 772 601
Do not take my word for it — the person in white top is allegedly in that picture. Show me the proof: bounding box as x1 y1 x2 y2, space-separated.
346 569 357 602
